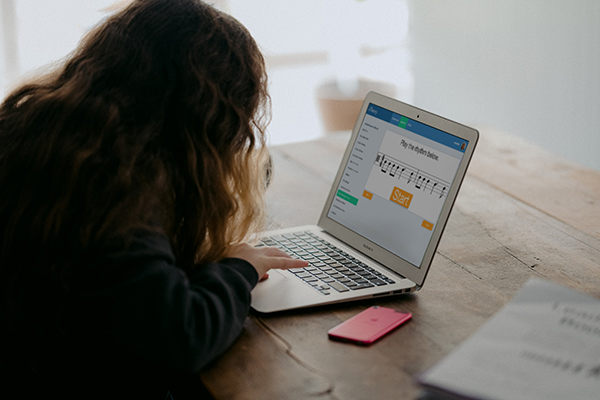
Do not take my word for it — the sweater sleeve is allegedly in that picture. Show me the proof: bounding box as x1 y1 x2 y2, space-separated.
81 230 259 374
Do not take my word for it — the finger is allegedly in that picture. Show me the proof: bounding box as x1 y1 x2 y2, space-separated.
269 256 308 270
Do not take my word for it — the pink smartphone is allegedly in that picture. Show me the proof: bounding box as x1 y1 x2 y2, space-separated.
327 306 412 346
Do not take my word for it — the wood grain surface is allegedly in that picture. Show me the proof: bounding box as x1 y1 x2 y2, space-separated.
201 128 600 400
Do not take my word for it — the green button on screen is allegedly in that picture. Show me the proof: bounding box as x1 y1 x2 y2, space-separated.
399 116 409 128
336 190 359 205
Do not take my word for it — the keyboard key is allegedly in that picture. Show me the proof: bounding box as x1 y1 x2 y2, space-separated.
266 231 398 296
328 282 350 292
369 279 388 286
350 283 374 290
289 268 306 274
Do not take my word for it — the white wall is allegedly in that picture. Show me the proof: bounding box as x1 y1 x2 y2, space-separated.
0 0 20 91
0 0 115 95
4 0 599 169
228 0 412 145
0 0 412 146
408 0 600 171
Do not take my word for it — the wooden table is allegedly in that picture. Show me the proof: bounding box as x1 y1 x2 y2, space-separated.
201 128 600 400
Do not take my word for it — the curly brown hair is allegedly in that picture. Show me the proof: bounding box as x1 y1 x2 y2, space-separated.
0 0 270 296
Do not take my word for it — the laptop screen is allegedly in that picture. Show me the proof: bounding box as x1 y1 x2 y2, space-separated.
326 103 469 268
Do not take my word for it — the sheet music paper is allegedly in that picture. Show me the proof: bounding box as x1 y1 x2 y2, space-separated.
418 278 600 400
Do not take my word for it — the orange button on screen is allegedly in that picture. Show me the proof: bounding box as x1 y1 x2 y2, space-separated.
422 220 434 231
363 190 373 200
389 187 413 209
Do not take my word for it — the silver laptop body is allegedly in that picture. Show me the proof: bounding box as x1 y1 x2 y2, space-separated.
251 92 478 313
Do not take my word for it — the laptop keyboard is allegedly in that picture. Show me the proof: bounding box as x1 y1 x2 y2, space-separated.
257 231 395 295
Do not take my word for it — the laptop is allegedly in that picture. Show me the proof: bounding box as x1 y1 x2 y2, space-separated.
251 91 478 313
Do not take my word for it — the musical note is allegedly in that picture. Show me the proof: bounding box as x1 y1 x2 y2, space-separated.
415 176 423 189
373 151 450 200
381 160 389 173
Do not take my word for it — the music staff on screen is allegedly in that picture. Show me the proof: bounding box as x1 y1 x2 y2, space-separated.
375 152 449 199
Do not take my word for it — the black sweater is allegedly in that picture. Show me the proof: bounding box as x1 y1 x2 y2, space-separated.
1 231 259 398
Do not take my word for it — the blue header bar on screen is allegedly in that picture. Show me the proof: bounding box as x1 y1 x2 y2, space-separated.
366 104 468 153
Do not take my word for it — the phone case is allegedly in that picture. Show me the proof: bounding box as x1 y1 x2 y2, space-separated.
327 306 412 345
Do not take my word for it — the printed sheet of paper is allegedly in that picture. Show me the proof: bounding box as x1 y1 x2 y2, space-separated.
418 278 600 400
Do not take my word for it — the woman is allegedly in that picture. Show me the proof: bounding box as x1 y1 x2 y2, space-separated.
0 0 305 397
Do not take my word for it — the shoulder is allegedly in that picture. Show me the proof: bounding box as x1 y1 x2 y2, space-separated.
82 229 258 292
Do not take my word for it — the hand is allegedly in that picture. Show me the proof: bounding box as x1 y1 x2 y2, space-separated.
226 243 308 281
